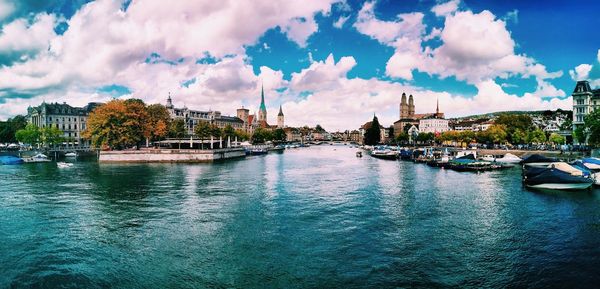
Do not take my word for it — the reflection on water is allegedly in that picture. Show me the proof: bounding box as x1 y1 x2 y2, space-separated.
1 145 600 288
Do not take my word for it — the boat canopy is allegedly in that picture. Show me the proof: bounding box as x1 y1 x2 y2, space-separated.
521 154 557 164
548 162 583 176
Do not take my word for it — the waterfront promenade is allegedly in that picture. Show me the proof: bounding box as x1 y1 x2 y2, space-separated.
2 145 600 288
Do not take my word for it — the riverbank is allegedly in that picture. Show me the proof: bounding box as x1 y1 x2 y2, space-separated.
98 148 245 163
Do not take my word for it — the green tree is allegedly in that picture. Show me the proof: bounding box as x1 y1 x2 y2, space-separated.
584 108 600 146
272 128 286 142
252 128 272 144
511 129 527 144
315 124 325 132
477 124 507 144
0 115 27 143
549 133 566 145
194 121 211 149
417 132 434 143
527 128 547 144
574 126 586 144
223 125 236 139
396 132 409 144
40 126 64 148
169 118 186 138
364 115 381 145
495 113 533 143
209 125 222 138
15 124 40 146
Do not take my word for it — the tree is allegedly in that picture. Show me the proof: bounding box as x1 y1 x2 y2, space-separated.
0 115 27 143
416 132 434 143
495 113 533 143
194 121 211 149
169 118 186 138
477 124 507 144
364 115 381 145
83 99 145 150
40 126 64 148
223 125 235 139
15 124 40 146
272 128 286 142
527 128 547 144
252 128 272 144
549 133 566 145
584 108 600 146
396 132 409 144
145 104 170 145
574 126 586 144
209 124 222 138
511 129 527 144
315 124 325 132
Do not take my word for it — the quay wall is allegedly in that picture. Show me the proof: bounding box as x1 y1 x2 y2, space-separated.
99 148 245 163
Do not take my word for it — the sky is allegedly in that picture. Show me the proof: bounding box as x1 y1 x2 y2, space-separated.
0 0 599 131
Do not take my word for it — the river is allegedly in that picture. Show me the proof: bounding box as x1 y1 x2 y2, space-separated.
1 145 600 288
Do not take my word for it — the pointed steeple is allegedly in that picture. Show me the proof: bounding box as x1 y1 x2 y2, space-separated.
278 104 284 116
436 98 439 115
259 83 266 111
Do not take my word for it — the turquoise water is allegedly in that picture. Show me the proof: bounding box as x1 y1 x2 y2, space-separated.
1 145 600 288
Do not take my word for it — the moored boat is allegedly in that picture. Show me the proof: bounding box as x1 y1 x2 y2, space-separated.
370 147 398 160
523 167 593 190
0 155 24 165
65 152 77 158
23 153 51 163
521 154 558 168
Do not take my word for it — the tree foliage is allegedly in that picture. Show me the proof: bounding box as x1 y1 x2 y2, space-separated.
583 108 600 146
15 124 41 145
146 104 170 141
549 133 566 145
83 99 163 150
169 118 186 138
0 115 27 143
364 115 381 145
252 128 272 144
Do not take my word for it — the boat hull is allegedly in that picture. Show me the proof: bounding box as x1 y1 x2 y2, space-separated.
526 182 593 190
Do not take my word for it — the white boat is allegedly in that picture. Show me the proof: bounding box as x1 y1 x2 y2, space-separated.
495 153 521 164
23 153 51 163
57 162 74 168
481 154 496 162
65 152 77 158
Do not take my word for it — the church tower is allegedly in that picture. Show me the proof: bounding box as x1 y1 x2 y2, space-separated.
408 94 415 118
166 92 174 109
277 105 284 128
258 84 267 123
400 92 408 119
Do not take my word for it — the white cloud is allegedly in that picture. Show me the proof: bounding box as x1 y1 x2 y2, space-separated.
281 17 318 47
503 9 519 24
290 53 356 91
569 63 593 81
354 1 425 45
333 15 349 28
431 0 460 17
597 49 600 63
0 0 14 21
0 13 57 61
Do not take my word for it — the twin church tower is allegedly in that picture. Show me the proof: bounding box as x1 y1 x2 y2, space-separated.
400 92 415 119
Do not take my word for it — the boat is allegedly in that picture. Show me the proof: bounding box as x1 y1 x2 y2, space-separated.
65 152 77 158
521 154 558 168
23 153 51 163
57 162 74 168
0 155 24 165
523 167 593 190
247 148 268 155
578 158 600 185
356 151 363 158
494 153 522 164
370 147 398 160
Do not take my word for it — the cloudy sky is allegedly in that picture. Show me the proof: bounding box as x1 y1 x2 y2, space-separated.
0 0 599 131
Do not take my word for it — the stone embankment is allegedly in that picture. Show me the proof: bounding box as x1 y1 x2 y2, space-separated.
99 148 245 163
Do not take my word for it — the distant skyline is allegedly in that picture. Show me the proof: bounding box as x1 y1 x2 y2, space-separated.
0 0 599 130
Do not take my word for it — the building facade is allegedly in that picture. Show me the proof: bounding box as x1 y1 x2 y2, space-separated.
572 80 600 134
418 99 449 133
166 93 244 135
26 101 101 145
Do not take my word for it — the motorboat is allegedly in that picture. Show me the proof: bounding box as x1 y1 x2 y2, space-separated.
521 154 558 168
579 158 600 185
495 153 522 164
57 162 74 168
247 148 268 155
370 147 398 160
23 153 51 163
0 155 24 165
65 152 77 158
523 167 593 190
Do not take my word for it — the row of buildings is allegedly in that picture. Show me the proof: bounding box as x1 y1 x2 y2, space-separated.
25 85 286 146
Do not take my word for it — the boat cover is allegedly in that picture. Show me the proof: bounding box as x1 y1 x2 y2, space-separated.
547 162 583 176
0 156 24 165
524 168 593 186
570 160 593 177
521 154 557 164
498 153 521 161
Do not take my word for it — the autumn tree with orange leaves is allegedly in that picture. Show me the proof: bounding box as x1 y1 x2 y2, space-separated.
83 99 170 150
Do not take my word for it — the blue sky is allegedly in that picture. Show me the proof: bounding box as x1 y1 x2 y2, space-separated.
0 0 599 130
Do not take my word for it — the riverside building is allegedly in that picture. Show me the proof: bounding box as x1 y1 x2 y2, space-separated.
393 93 445 137
572 80 600 134
26 101 102 146
165 93 244 135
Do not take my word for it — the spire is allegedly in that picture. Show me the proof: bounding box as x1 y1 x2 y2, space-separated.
436 98 439 115
259 83 266 111
278 104 284 116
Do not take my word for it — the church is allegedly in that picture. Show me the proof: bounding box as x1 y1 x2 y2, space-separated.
392 93 444 137
236 85 285 135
